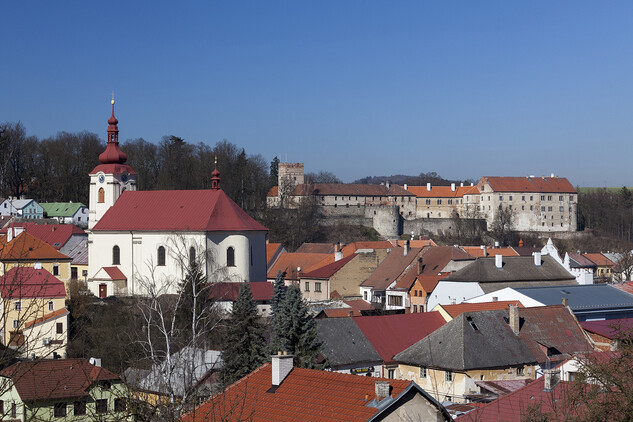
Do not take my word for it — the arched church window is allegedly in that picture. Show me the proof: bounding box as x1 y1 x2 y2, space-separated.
227 247 235 267
112 245 120 265
98 188 105 203
189 247 196 267
158 246 166 266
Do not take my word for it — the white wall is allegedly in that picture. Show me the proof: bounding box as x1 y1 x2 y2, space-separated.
426 281 485 310
464 287 545 307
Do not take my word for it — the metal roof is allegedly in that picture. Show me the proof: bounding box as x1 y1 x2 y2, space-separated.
316 318 381 367
515 284 633 311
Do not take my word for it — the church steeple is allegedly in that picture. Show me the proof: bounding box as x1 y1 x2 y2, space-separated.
99 94 128 165
211 156 221 190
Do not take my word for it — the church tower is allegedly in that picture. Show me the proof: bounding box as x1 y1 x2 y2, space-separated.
88 97 137 229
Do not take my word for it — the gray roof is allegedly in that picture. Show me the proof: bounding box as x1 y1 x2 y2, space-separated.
442 256 576 285
516 284 633 311
316 318 381 367
394 311 535 371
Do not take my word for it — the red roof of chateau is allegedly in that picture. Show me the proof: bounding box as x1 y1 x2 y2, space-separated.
1 359 119 401
181 363 413 422
0 267 66 298
479 176 576 193
406 185 479 198
93 189 268 232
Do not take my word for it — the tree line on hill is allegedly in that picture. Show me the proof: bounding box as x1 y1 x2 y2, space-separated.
577 187 633 248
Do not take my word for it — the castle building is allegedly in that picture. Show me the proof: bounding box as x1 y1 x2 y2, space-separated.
87 99 267 297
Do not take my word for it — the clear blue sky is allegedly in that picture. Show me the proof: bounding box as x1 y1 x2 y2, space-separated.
2 1 633 186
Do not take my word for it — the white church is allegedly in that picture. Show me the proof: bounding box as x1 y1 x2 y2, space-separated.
87 100 268 297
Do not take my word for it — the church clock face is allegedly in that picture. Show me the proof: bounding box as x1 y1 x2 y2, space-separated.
98 174 105 184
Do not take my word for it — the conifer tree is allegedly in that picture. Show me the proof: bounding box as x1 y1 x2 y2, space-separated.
275 284 322 368
268 270 287 354
219 283 266 387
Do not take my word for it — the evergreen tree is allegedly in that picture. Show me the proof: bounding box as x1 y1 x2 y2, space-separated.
219 283 266 387
275 285 322 368
268 270 287 354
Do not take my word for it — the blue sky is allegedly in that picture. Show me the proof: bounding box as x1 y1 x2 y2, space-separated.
2 1 633 186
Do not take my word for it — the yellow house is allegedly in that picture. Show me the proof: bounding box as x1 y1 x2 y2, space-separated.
0 266 68 359
0 228 72 288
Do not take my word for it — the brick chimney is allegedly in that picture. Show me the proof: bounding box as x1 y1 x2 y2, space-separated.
375 381 390 401
509 305 520 335
272 351 293 387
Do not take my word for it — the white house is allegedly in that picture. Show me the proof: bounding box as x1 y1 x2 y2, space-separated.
40 202 89 228
0 199 43 219
87 100 268 297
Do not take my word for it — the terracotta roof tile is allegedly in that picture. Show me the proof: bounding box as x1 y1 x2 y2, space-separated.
480 176 576 193
24 308 69 328
295 243 335 254
462 246 519 258
182 363 413 422
301 254 357 279
340 241 393 257
438 301 524 318
582 253 615 267
406 185 480 198
4 223 85 250
0 232 71 261
266 252 333 280
93 189 268 232
580 318 633 340
0 267 66 298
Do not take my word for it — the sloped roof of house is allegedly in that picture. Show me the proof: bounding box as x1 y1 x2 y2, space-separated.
612 281 633 295
582 253 615 267
416 273 447 294
406 185 479 198
568 253 597 268
442 256 576 288
208 282 273 302
24 308 69 329
301 254 357 279
266 252 333 280
580 318 633 340
340 241 394 257
353 312 446 364
436 301 524 319
1 199 34 210
4 223 86 250
103 267 127 280
93 189 268 232
316 318 381 367
515 284 633 311
67 238 88 265
361 247 423 291
40 202 87 217
479 176 576 193
181 362 425 422
266 242 283 262
462 247 519 258
1 359 119 401
0 232 71 261
0 267 66 298
295 243 335 254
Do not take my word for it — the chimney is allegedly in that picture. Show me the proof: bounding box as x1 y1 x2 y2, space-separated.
404 184 408 190
89 357 102 367
509 305 520 335
426 183 431 191
417 258 423 275
6 227 12 242
334 243 343 262
375 381 390 401
481 245 487 257
495 254 503 269
550 172 555 178
492 296 498 302
494 241 500 248
543 368 560 391
348 310 354 317
534 252 542 267
272 351 293 387
404 240 410 256
385 181 391 189
451 183 456 191
460 182 464 187
562 297 569 307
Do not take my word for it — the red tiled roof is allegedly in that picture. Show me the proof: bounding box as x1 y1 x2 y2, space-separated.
295 243 335 254
89 163 136 175
266 243 283 263
301 254 357 279
267 186 279 197
353 312 446 363
462 246 519 258
479 176 576 193
362 247 423 290
103 266 127 280
580 318 633 340
93 189 268 232
0 232 71 261
389 239 437 248
1 359 120 401
208 282 273 302
439 301 524 318
182 363 413 422
343 299 374 311
4 223 85 250
582 253 615 267
266 252 333 280
340 241 393 257
0 267 66 298
417 273 447 294
320 308 362 318
612 282 633 295
24 308 69 329
568 253 597 268
406 185 479 198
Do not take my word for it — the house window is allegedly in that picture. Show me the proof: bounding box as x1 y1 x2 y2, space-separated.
12 320 19 329
559 206 564 212
96 399 108 414
363 291 368 300
517 367 524 376
509 195 513 201
54 402 67 417
114 398 126 412
189 247 196 267
98 188 105 203
53 265 59 276
499 195 503 201
420 367 427 378
388 369 395 379
426 199 431 205
315 282 322 292
304 281 310 292
227 247 235 267
445 370 453 381
112 245 120 265
11 403 16 418
14 301 21 311
548 195 552 201
388 295 403 307
49 301 54 311
437 199 442 205
522 195 525 201
413 305 418 313
56 322 63 334
74 401 86 416
541 195 545 201
157 246 166 266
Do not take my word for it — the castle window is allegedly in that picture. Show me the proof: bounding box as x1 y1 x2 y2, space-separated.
227 247 235 267
157 246 166 266
112 246 120 265
189 247 196 267
98 188 105 203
